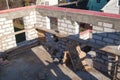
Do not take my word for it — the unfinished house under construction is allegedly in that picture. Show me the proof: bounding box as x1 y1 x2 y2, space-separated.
0 5 120 80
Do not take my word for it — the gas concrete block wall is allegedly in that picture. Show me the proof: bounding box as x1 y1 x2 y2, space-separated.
23 11 38 40
92 50 120 78
0 18 16 51
92 22 120 46
36 11 50 29
58 18 79 36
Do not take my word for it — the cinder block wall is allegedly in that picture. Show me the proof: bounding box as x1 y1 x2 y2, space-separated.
0 18 16 51
0 7 38 51
23 11 38 40
92 22 120 46
58 18 79 36
92 22 120 78
36 11 50 29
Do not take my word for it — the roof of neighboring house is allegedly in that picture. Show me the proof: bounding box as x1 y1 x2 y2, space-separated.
102 0 118 11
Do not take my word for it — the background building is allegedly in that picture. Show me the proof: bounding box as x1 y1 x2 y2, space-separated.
102 0 120 14
36 0 58 6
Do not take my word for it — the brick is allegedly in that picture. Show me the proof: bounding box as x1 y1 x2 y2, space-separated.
93 26 103 31
0 18 6 22
93 35 102 40
103 38 114 44
104 28 115 32
103 23 113 28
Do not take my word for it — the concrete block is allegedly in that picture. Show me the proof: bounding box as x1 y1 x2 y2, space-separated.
92 30 97 33
98 22 103 26
61 23 67 27
58 27 65 31
2 24 11 28
0 29 5 33
104 28 115 32
93 35 102 40
6 27 14 31
96 31 107 37
93 26 103 31
0 18 6 22
108 33 119 40
96 40 106 46
68 24 74 29
2 43 7 47
58 19 64 23
102 55 108 61
0 25 1 29
92 39 96 43
24 16 30 20
0 33 2 37
30 15 36 18
5 38 12 42
103 38 114 44
6 45 15 49
65 20 71 24
8 41 16 45
103 23 113 28
0 22 3 25
3 31 12 35
4 20 12 24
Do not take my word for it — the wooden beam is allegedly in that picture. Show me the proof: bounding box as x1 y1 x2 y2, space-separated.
113 55 119 80
36 27 120 56
0 28 34 40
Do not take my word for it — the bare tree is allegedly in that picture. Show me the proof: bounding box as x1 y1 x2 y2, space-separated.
5 0 9 9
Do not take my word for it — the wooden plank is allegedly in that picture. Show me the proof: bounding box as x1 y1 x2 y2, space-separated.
0 28 34 40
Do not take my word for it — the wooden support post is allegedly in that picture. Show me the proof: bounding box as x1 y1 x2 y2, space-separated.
113 55 119 80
